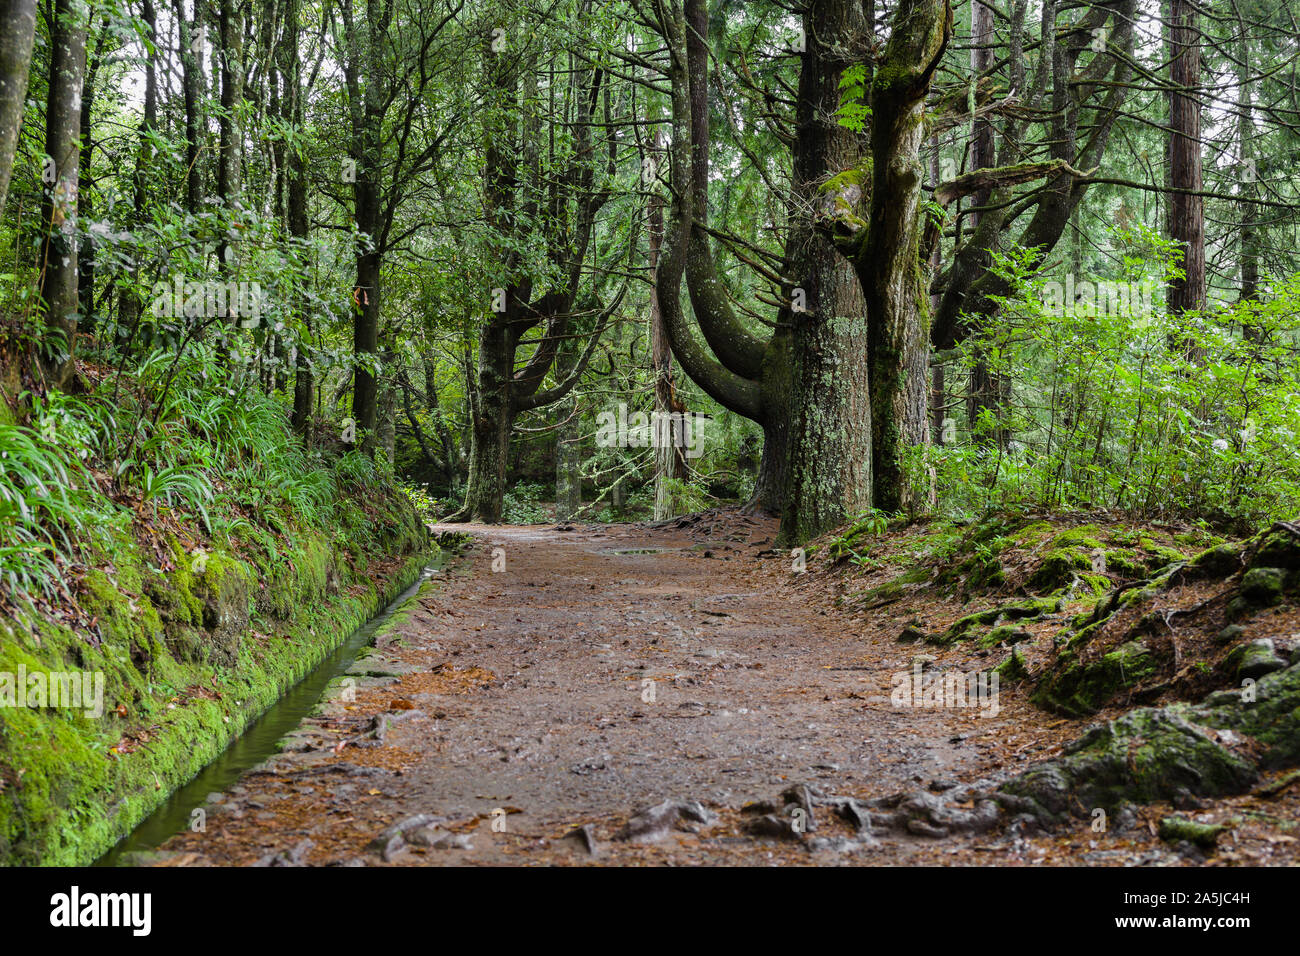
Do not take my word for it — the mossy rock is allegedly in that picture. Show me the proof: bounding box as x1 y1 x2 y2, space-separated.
976 624 1034 649
897 625 927 644
1001 662 1300 823
1104 551 1149 578
1025 548 1092 593
931 597 1058 646
1158 816 1229 848
1225 639 1288 682
1031 639 1166 717
994 647 1030 682
999 706 1258 820
1251 529 1300 571
1215 624 1248 646
1186 542 1244 579
851 566 929 607
1048 525 1105 549
1238 566 1288 607
192 554 254 667
1198 662 1300 766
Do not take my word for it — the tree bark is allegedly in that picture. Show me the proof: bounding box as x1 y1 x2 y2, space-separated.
76 18 105 336
174 0 204 215
1235 19 1259 309
554 364 582 521
38 0 88 389
860 0 949 515
119 0 157 345
0 0 37 220
282 0 313 436
964 0 1009 445
778 0 874 544
647 128 687 520
1167 0 1205 347
215 0 243 276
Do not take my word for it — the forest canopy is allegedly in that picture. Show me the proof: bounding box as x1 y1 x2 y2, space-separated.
1 0 1299 584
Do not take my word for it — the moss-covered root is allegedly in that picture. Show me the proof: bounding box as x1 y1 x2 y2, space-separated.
996 708 1258 822
1007 660 1300 820
1031 525 1298 717
868 661 1300 837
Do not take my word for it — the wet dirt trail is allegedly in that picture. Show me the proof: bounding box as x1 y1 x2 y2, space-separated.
148 517 1071 866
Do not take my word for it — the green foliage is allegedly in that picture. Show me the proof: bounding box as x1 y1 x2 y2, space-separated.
0 423 84 618
835 64 872 133
400 483 441 523
931 234 1300 529
0 340 431 618
503 481 551 524
827 508 894 564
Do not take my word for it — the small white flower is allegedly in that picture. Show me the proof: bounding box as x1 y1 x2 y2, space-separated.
1211 438 1229 451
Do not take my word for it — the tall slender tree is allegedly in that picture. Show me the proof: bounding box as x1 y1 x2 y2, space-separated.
38 0 89 388
0 0 37 219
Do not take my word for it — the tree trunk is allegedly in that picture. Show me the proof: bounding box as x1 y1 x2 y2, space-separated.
425 358 459 492
215 0 243 282
350 246 381 441
964 0 1008 445
554 326 582 520
643 0 780 517
76 19 104 336
555 399 581 521
1235 22 1258 309
376 359 396 464
779 0 874 543
928 141 947 447
174 0 204 215
38 0 88 389
861 0 950 514
283 0 312 436
1167 0 1205 345
119 0 157 345
781 261 872 543
647 128 688 521
0 0 37 220
460 334 514 523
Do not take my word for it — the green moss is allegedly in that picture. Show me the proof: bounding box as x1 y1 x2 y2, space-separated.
1159 816 1229 848
976 624 1033 649
1251 530 1300 571
1239 566 1287 606
1001 705 1259 820
1049 525 1105 549
1187 542 1244 578
1143 545 1187 572
930 597 1058 646
0 493 431 866
1032 639 1166 717
1225 639 1287 681
819 160 873 195
1104 551 1149 578
852 565 930 607
995 646 1030 682
1026 548 1092 593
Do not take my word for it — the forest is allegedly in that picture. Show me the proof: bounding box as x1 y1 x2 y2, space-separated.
0 0 1299 880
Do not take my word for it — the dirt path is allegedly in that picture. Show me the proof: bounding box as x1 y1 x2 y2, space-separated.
149 517 1076 866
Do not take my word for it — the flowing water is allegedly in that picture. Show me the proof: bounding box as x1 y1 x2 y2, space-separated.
95 561 442 866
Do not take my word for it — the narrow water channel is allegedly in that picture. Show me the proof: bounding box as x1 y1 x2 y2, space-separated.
96 561 442 865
